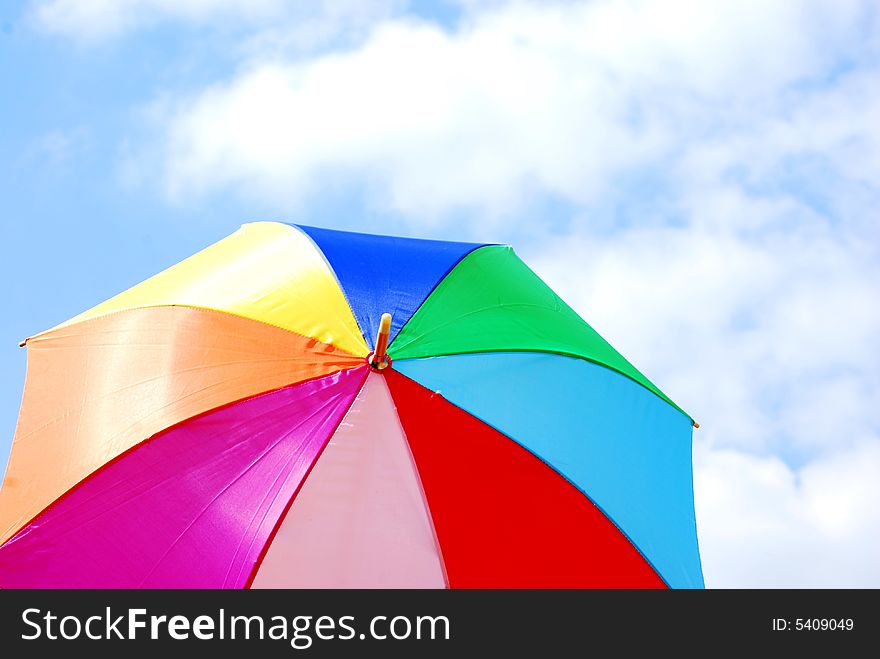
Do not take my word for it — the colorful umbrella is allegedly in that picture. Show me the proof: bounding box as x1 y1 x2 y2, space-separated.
0 222 703 588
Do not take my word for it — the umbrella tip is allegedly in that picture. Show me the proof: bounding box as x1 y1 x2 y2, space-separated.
18 339 26 348
368 313 393 370
693 421 700 429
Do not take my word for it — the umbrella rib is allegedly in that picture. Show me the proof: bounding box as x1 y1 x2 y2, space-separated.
381 377 451 589
385 243 492 353
290 225 372 351
243 367 370 589
393 350 688 420
221 397 351 588
24 303 367 359
9 371 372 540
136 392 354 588
389 369 673 588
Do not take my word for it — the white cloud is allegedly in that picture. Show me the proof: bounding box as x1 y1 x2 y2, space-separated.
151 0 874 220
694 442 880 587
130 0 880 586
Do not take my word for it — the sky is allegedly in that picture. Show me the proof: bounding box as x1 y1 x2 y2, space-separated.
0 0 878 587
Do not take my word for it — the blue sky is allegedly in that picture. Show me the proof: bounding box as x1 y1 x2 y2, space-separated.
1 0 878 586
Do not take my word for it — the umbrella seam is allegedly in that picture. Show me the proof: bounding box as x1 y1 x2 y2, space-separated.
379 375 452 590
23 303 366 359
394 350 691 422
0 365 368 550
243 366 371 589
290 224 373 354
385 243 494 352
390 368 674 589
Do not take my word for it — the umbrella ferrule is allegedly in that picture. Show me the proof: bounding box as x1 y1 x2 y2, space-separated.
369 313 393 370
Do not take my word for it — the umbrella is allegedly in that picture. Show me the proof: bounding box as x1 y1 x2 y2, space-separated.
0 222 703 588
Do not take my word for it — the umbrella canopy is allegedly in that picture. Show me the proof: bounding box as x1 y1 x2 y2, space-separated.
0 222 703 588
